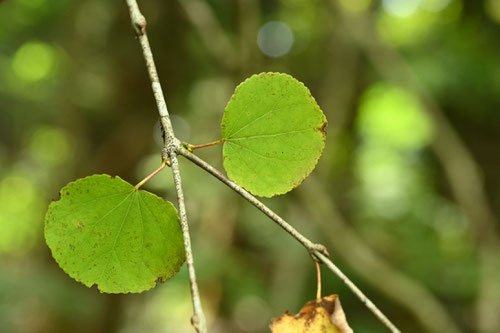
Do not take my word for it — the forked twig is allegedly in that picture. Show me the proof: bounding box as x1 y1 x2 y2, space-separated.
125 0 401 331
178 147 401 333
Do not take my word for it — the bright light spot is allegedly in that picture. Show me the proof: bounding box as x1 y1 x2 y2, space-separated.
382 0 421 17
486 0 500 23
29 126 72 167
357 82 432 150
0 173 42 255
354 82 433 219
338 0 372 13
355 147 411 218
257 21 294 58
357 148 407 197
421 0 451 12
0 176 35 212
12 41 56 82
377 3 455 47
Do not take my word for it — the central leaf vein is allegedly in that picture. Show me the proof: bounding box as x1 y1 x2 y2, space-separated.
228 128 312 141
227 140 309 162
227 102 308 138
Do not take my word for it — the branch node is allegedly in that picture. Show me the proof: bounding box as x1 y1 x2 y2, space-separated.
161 147 174 167
126 1 206 331
180 141 194 152
162 147 169 161
162 157 172 167
310 243 330 261
133 13 147 36
191 315 200 332
177 148 400 332
163 137 181 158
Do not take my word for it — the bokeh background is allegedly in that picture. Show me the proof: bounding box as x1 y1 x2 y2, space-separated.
1 0 500 332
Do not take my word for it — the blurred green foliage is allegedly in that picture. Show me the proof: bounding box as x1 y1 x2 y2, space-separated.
1 0 499 332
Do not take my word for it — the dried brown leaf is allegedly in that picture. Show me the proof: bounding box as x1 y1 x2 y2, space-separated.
270 294 353 333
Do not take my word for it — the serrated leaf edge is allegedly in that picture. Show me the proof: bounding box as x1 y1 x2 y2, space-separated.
220 72 327 198
44 174 186 294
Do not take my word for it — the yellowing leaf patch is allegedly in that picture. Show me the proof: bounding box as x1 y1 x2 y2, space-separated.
271 294 353 333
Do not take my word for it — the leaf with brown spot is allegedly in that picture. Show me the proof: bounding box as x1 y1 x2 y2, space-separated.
44 174 185 293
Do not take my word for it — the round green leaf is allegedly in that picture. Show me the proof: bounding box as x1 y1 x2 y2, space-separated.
44 175 185 294
221 73 327 197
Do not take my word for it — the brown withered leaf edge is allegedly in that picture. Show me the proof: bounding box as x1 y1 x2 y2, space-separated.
270 294 353 333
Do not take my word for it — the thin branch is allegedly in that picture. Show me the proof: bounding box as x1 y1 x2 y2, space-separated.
126 1 401 331
177 146 401 333
177 146 328 258
125 1 206 332
301 177 462 333
330 2 500 331
314 252 401 333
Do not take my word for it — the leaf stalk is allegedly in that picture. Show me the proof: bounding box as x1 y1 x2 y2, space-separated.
188 138 226 150
316 261 322 303
134 162 167 190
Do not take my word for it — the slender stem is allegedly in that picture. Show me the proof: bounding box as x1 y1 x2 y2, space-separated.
301 177 461 333
177 147 400 333
169 152 205 331
177 146 328 258
315 252 401 333
315 261 322 303
188 138 226 150
126 1 400 331
125 1 206 332
135 162 167 190
331 2 500 330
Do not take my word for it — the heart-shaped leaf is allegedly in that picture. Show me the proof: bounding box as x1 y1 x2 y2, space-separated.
221 73 327 197
44 175 185 293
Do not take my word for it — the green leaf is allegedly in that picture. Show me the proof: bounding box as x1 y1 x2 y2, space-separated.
221 73 327 197
44 175 185 294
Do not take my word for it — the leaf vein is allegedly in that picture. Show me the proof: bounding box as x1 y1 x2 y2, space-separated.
227 102 308 138
228 128 312 141
227 140 309 162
